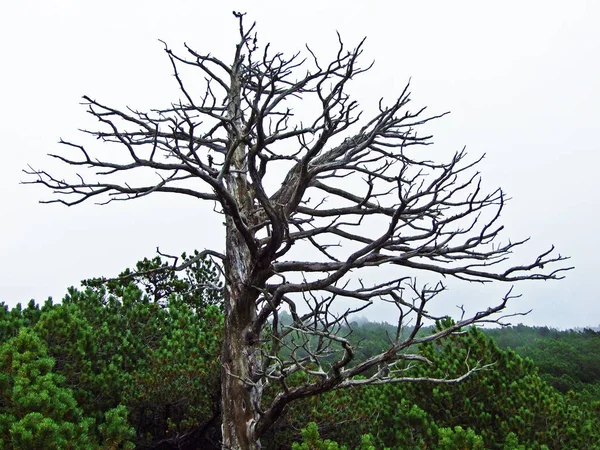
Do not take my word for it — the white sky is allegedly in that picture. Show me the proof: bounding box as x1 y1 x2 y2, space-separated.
1 1 598 329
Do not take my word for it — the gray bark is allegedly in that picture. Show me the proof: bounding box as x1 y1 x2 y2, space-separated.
221 37 262 449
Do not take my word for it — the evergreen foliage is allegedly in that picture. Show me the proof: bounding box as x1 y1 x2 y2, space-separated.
0 328 134 449
278 324 600 449
486 325 600 402
2 257 599 448
0 255 222 449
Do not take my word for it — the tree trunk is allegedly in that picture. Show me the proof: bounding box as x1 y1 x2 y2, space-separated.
221 48 262 449
221 225 260 449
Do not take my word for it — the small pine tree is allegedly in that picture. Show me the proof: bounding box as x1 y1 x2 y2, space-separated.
0 329 96 449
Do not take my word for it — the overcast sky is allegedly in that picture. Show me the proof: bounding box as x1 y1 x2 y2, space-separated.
1 1 598 329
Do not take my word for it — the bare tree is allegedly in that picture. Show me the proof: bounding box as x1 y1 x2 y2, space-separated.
25 13 571 450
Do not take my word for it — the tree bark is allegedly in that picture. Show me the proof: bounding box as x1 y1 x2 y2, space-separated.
220 41 262 450
221 226 260 450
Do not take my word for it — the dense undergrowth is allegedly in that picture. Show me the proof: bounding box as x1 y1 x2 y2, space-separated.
1 256 598 449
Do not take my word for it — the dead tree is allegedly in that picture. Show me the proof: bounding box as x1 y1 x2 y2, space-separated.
25 13 571 450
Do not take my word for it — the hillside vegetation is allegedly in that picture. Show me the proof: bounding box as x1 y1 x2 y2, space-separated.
1 257 598 449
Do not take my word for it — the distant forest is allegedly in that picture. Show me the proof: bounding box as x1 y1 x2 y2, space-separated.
343 318 600 403
1 256 599 449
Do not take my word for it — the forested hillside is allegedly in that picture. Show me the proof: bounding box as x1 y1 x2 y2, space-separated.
1 257 598 449
485 325 600 403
